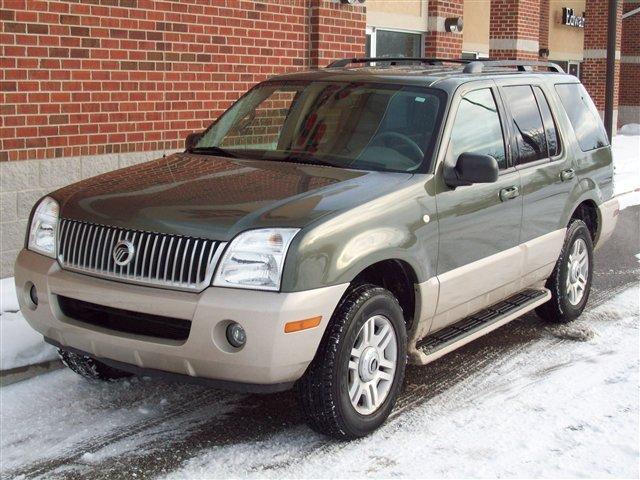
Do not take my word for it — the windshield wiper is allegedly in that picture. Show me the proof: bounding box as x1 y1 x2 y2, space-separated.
281 154 338 168
189 145 237 158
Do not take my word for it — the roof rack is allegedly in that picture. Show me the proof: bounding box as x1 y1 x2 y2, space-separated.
462 60 564 74
327 57 565 74
326 57 472 68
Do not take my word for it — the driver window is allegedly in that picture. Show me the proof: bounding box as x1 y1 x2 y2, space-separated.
449 89 507 169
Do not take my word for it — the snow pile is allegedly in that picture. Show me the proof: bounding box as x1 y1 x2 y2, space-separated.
0 277 57 370
164 286 639 479
612 129 640 210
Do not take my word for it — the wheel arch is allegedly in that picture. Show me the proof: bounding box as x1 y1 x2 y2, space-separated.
570 199 599 240
350 258 419 332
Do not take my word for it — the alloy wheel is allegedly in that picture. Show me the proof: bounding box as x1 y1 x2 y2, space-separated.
566 237 589 305
348 314 397 415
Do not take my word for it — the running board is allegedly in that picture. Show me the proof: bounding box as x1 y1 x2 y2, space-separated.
416 288 551 365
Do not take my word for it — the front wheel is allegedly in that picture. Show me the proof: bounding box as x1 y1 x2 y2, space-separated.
297 284 407 440
536 219 594 323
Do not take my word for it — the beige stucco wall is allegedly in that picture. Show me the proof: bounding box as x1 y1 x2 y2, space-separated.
366 0 428 32
548 0 586 61
462 0 490 56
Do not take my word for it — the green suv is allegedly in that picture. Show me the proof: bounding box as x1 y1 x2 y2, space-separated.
16 58 619 439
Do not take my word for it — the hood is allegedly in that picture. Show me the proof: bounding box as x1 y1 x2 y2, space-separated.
53 153 413 241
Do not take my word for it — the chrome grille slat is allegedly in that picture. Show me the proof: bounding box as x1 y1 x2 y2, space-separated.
57 218 223 292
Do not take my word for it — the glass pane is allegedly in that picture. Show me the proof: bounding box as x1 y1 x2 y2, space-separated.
450 89 507 169
503 85 548 164
533 86 560 157
198 82 444 173
555 83 609 151
366 33 372 57
376 30 421 58
218 90 299 151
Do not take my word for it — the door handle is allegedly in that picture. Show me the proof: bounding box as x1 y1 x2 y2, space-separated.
499 186 520 202
560 168 575 182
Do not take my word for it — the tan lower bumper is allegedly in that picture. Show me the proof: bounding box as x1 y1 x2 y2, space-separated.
595 197 620 249
15 249 348 388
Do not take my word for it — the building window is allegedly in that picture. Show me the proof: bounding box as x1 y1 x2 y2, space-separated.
555 61 581 79
366 27 423 58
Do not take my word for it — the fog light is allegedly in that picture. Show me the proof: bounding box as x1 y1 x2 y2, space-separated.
226 322 246 348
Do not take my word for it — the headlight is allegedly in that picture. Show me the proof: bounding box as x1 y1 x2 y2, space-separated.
28 196 59 258
213 228 299 291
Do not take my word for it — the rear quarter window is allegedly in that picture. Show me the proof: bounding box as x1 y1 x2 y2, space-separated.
554 83 609 152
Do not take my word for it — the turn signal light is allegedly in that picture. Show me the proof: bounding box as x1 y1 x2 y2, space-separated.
284 316 322 333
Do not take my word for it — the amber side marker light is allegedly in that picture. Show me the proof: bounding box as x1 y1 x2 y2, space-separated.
284 316 322 333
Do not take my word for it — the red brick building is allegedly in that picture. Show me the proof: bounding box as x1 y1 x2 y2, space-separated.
0 0 636 277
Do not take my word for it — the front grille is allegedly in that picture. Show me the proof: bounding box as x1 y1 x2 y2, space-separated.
58 296 190 341
57 218 224 292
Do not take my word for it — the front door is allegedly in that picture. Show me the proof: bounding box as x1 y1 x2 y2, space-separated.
433 84 523 331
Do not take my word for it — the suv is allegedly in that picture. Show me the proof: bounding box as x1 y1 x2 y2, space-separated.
16 58 619 439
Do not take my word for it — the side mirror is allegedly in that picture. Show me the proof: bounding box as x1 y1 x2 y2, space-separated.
185 132 203 152
444 152 499 187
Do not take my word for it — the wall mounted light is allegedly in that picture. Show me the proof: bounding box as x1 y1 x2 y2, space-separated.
444 17 464 33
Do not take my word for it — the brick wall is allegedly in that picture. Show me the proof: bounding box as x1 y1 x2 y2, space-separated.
425 0 464 59
309 0 365 68
619 1 640 126
489 0 540 60
582 0 623 114
0 0 364 163
0 0 365 277
539 0 549 55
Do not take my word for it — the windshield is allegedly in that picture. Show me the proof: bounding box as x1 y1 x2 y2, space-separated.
194 81 446 173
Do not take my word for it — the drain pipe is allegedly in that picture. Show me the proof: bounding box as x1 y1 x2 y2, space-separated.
604 0 618 141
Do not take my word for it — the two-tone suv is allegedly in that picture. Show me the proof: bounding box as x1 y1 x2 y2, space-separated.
16 58 619 439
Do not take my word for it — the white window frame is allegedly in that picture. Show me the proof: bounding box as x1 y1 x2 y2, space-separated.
366 26 424 58
462 51 490 60
567 61 580 78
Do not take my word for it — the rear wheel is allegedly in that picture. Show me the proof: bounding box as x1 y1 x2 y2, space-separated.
58 349 132 381
297 284 407 440
536 219 594 323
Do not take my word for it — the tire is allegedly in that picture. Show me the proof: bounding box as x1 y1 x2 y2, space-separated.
536 219 594 323
297 284 407 440
58 349 132 381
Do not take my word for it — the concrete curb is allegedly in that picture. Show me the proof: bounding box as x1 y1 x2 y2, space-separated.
0 359 63 386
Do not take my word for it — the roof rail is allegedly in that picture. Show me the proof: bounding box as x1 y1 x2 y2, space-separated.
462 60 564 74
327 57 472 68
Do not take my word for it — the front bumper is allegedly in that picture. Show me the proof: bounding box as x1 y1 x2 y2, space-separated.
595 197 620 249
15 249 348 391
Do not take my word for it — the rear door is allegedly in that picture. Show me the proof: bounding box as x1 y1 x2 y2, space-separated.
433 81 523 332
498 82 576 276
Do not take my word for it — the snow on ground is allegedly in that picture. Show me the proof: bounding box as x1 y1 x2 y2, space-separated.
164 285 639 479
613 126 640 210
0 277 57 370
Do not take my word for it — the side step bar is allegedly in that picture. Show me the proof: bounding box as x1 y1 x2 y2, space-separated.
416 288 551 365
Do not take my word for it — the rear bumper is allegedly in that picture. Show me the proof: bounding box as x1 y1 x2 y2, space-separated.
595 197 620 249
15 249 348 389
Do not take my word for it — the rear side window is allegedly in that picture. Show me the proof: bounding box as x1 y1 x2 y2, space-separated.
503 85 547 164
533 87 560 157
555 83 609 151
